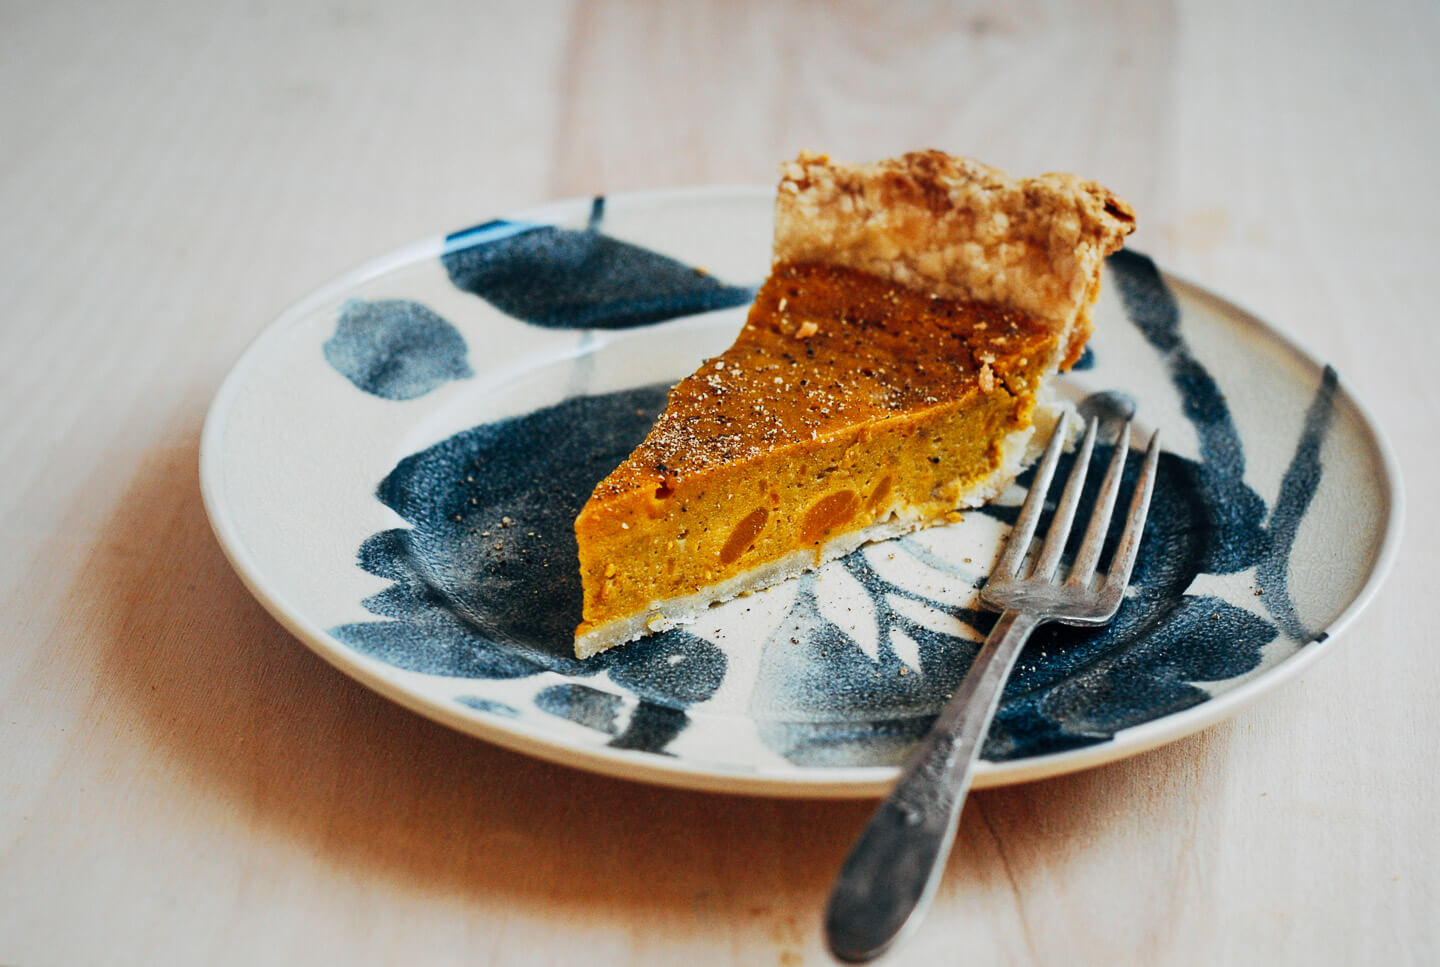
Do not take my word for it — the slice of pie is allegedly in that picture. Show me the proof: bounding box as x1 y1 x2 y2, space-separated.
572 151 1135 658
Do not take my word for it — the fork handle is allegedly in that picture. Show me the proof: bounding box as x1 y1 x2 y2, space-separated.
824 608 1041 963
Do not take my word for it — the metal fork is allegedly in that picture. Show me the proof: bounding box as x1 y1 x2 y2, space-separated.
824 413 1161 963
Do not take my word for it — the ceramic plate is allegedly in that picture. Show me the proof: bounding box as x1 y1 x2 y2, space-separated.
200 187 1402 797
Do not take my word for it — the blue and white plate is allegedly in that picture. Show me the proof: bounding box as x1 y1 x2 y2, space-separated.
200 187 1402 797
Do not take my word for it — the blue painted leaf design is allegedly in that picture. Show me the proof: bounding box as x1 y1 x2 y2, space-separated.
329 385 727 754
442 213 756 329
323 299 472 400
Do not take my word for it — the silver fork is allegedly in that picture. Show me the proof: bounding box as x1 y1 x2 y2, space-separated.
824 413 1161 963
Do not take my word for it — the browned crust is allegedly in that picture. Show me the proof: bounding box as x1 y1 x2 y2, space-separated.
774 150 1136 368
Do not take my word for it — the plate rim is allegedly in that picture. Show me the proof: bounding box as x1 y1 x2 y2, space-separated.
198 185 1406 799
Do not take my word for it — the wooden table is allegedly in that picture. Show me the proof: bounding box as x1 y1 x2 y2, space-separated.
3 2 1435 964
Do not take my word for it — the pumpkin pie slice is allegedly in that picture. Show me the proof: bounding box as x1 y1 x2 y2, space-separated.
572 151 1135 658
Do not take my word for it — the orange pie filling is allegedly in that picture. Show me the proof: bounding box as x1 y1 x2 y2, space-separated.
573 261 1058 655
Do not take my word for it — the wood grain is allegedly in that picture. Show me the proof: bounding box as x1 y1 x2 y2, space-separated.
1 0 1435 964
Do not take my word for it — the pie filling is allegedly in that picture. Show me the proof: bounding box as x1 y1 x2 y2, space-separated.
573 261 1059 656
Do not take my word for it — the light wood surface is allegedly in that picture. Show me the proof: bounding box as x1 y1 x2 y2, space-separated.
2 1 1436 964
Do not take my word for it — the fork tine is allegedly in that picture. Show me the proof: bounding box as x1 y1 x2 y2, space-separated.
993 412 1070 578
1105 428 1161 591
1067 420 1132 587
1031 416 1098 582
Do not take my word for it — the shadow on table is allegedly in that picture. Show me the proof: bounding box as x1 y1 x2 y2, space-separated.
87 435 1234 944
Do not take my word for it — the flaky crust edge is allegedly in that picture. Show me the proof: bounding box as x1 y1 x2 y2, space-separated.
773 150 1136 368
